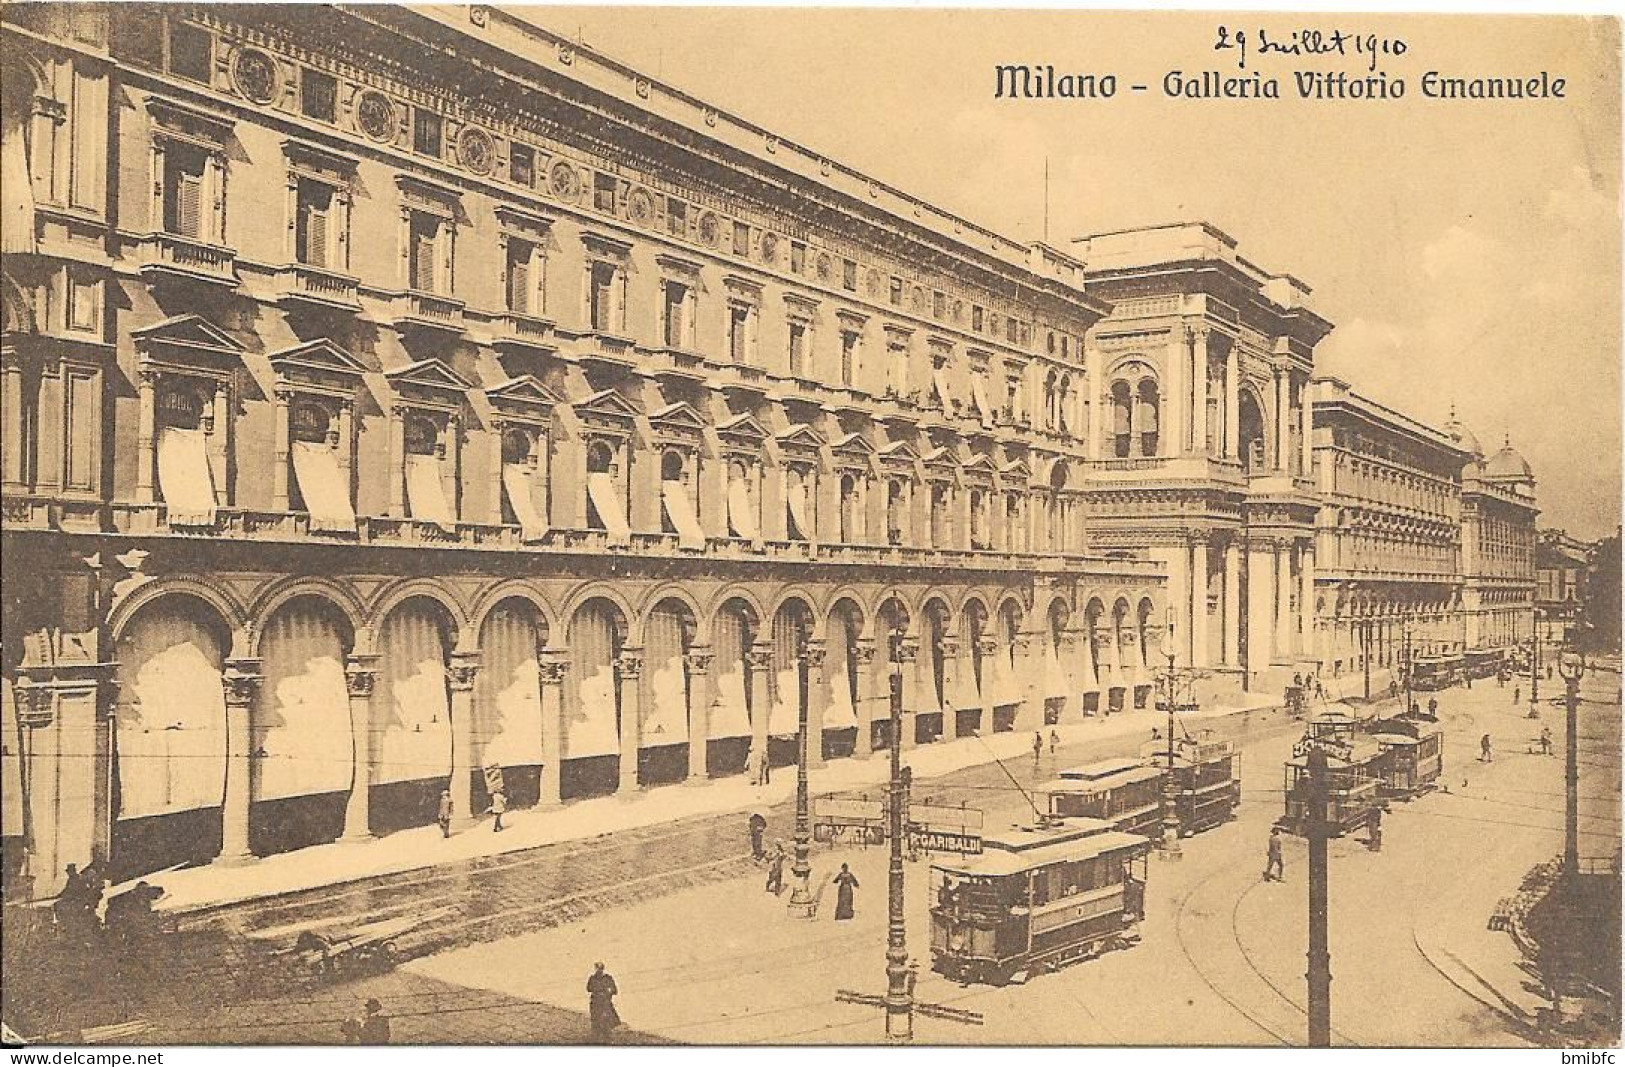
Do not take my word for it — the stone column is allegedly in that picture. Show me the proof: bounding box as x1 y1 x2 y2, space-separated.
1275 546 1294 660
1158 543 1190 668
684 647 713 783
1094 621 1117 696
748 644 774 769
1191 326 1209 456
341 654 378 843
1191 538 1211 668
1224 539 1243 667
1 351 25 491
218 660 261 865
1083 346 1104 460
447 651 479 828
1300 544 1317 665
853 640 878 759
1163 328 1185 458
804 641 828 766
1247 541 1276 677
1298 373 1312 476
617 650 643 796
272 387 291 511
1274 370 1290 474
537 651 568 807
135 369 156 504
895 637 919 750
1224 340 1240 460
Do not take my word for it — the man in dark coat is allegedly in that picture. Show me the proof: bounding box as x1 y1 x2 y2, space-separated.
765 841 787 895
587 962 620 1041
1263 827 1285 882
748 812 767 860
437 789 453 837
358 998 390 1044
832 863 860 920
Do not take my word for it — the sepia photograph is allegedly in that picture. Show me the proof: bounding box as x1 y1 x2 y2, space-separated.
0 1 1620 1053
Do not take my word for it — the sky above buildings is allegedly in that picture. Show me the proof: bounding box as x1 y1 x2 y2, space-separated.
523 8 1620 538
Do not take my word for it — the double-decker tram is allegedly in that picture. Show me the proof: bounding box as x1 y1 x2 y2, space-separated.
1139 734 1242 835
1411 656 1461 691
929 819 1151 986
1280 719 1384 836
1368 716 1444 799
1041 758 1165 836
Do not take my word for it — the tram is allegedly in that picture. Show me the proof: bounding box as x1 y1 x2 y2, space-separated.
1411 657 1459 692
1279 735 1384 836
928 819 1151 986
1368 716 1444 799
1138 734 1242 835
1041 759 1165 836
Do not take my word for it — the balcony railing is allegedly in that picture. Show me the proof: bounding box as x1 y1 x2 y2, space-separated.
490 311 555 350
276 264 361 311
136 234 238 288
392 290 467 333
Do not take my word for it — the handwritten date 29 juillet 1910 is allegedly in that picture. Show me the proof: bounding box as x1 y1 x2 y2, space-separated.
1214 27 1408 72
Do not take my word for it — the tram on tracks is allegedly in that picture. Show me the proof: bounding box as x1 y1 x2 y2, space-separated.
1138 734 1242 835
1040 759 1165 836
929 819 1151 986
1368 716 1444 799
1280 713 1384 835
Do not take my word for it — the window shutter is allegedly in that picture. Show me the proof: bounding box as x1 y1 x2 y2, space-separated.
412 223 435 291
306 202 329 268
176 171 202 238
508 253 529 313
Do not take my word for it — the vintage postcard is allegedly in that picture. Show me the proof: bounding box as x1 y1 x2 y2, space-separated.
0 2 1619 1055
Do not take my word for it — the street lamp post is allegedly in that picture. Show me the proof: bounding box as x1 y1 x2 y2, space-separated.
1401 622 1413 714
884 629 912 1043
1557 646 1585 881
788 638 817 919
1158 609 1182 861
1305 742 1333 1047
1529 605 1541 718
1361 619 1372 702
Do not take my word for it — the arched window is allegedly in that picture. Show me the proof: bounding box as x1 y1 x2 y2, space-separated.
586 440 615 474
1111 381 1133 458
930 482 950 548
1238 390 1267 473
1136 380 1159 457
660 449 686 484
886 479 907 545
839 473 860 543
1043 370 1058 430
290 400 333 445
969 488 987 550
1057 375 1072 435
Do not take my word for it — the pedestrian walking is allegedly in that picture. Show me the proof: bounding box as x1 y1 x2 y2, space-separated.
1546 664 1554 681
1539 725 1553 755
748 812 767 861
488 788 507 833
1427 697 1438 719
765 840 787 895
1314 678 1325 700
587 962 621 1041
1366 805 1383 852
1480 732 1493 762
752 744 771 786
1048 729 1059 756
832 863 860 920
1512 686 1520 706
1263 827 1285 882
436 789 453 838
358 998 390 1044
1032 731 1043 766
1389 680 1399 699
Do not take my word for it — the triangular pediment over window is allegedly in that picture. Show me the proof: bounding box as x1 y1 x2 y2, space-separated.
717 412 770 452
573 387 641 433
485 375 561 421
268 339 368 393
999 458 1031 485
878 439 919 466
648 401 708 439
133 315 245 373
386 358 472 409
776 423 826 453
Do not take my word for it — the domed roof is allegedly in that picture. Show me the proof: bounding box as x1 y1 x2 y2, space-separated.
1483 436 1533 481
1444 405 1483 458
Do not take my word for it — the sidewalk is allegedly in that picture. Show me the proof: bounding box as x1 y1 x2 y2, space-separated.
148 692 1280 914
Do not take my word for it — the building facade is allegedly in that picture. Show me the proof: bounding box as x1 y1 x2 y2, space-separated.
1536 529 1595 650
1308 378 1470 695
1457 431 1540 658
1074 224 1330 699
0 4 1170 893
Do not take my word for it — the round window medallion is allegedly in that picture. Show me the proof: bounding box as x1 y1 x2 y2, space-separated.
699 212 720 247
456 126 496 174
548 160 580 199
232 48 280 105
356 91 398 142
628 188 654 224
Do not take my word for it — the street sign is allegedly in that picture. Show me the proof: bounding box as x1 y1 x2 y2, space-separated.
907 828 983 854
813 796 984 853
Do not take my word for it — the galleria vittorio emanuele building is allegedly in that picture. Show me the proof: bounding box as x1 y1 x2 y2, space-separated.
0 4 1536 895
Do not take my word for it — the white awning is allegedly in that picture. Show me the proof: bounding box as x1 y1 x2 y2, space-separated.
1044 647 1070 699
586 471 630 545
933 367 956 416
502 463 548 543
404 453 455 531
290 441 356 533
727 477 758 540
661 480 706 550
786 478 812 540
156 426 216 527
971 375 995 428
985 651 1022 707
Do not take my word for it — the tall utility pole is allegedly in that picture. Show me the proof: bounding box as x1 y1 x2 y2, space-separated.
1305 743 1332 1047
1558 649 1586 881
1361 620 1372 702
788 636 816 919
1401 623 1413 713
1159 612 1182 860
885 634 911 1043
1529 606 1541 718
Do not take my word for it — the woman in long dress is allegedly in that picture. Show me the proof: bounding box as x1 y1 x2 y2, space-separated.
832 863 860 920
587 962 621 1041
